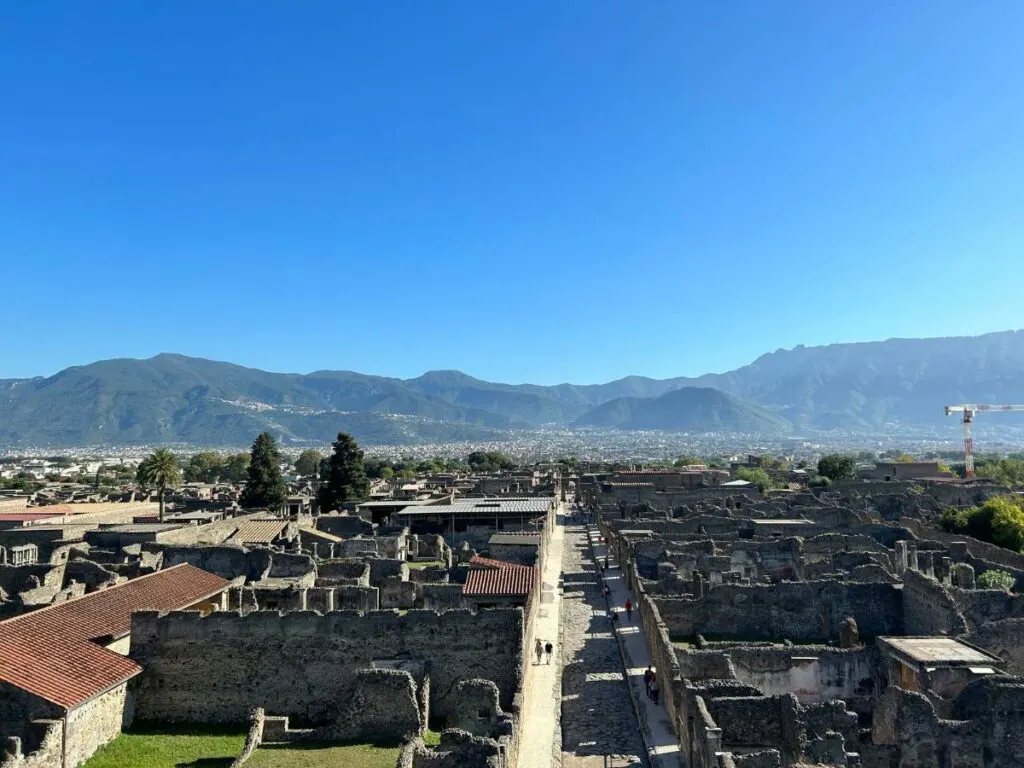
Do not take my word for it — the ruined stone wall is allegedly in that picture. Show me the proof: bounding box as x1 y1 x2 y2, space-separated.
0 684 60 748
0 720 62 768
160 545 271 582
63 683 132 768
902 569 968 635
652 581 902 642
725 646 876 705
631 562 684 737
952 587 1024 632
703 696 785 750
901 517 1024 572
970 619 1024 675
129 608 523 725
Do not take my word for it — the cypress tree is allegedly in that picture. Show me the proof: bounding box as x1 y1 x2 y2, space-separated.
241 432 287 509
319 431 371 512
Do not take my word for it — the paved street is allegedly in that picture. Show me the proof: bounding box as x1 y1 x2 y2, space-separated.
518 512 566 768
589 526 683 768
560 516 647 767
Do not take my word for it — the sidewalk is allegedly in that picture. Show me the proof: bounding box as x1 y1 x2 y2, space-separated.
518 510 566 768
588 525 682 768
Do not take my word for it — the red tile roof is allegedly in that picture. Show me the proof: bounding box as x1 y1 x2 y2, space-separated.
0 564 230 709
469 555 531 570
0 512 64 523
463 567 536 598
464 556 536 598
230 519 287 544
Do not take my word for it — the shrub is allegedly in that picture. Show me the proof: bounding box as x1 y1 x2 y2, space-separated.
977 569 1016 591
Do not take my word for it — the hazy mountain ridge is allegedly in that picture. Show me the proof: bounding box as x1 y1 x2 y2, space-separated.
572 387 792 432
1 330 1022 446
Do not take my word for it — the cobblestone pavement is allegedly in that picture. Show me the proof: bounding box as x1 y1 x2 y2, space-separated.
560 521 647 767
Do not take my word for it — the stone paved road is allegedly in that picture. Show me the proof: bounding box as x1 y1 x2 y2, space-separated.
560 521 647 767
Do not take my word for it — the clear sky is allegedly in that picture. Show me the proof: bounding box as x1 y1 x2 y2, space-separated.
2 2 1023 384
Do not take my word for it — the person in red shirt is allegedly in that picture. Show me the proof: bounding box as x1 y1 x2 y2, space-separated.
625 598 633 622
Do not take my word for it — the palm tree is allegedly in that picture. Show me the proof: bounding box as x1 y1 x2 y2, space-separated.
136 448 182 522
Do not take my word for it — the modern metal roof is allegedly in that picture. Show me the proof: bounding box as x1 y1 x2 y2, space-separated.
878 637 1001 665
395 498 553 516
488 533 541 546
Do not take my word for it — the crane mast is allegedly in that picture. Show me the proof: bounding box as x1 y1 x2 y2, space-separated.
944 404 1024 479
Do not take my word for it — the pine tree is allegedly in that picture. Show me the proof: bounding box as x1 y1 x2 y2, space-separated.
241 432 287 510
319 432 371 512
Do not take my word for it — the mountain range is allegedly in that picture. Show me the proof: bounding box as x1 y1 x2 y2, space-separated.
2 329 1023 446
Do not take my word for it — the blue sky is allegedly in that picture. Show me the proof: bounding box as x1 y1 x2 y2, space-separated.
2 2 1023 384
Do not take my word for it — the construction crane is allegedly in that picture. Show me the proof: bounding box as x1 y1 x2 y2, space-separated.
944 404 1024 479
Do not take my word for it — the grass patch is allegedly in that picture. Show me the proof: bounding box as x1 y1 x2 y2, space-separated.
247 742 401 768
423 729 442 746
82 727 245 768
407 560 445 569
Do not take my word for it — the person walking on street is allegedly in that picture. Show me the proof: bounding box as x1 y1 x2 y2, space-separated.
602 584 611 600
544 641 553 664
625 598 633 622
643 666 655 699
610 608 620 627
604 553 609 570
650 677 660 705
534 639 543 665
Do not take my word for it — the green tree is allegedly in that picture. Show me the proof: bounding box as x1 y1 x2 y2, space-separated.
136 448 182 522
736 467 772 493
240 433 287 510
466 451 516 472
817 454 856 481
855 451 877 462
941 496 1024 553
319 432 371 512
977 569 1016 591
184 451 225 483
294 449 323 478
222 453 250 483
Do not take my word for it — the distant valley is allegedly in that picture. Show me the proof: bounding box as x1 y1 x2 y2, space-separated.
2 330 1024 446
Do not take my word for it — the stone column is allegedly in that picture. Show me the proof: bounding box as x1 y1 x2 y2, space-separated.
894 541 908 575
907 544 919 572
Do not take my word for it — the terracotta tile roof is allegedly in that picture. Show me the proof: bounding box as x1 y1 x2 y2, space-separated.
0 564 230 709
25 505 73 514
230 519 287 544
469 555 533 571
463 567 536 598
0 512 65 523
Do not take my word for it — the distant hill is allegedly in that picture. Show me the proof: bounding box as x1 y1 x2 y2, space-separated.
1 329 1023 446
572 387 791 433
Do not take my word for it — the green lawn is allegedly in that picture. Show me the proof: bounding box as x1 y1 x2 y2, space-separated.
247 743 400 768
407 560 445 569
82 728 245 768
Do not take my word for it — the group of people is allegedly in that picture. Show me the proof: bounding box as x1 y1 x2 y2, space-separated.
534 638 554 665
643 666 660 704
598 530 660 708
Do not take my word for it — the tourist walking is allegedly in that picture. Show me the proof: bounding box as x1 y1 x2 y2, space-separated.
643 666 655 699
602 584 611 600
544 641 553 664
650 677 660 705
625 598 633 622
610 608 620 627
535 638 544 665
